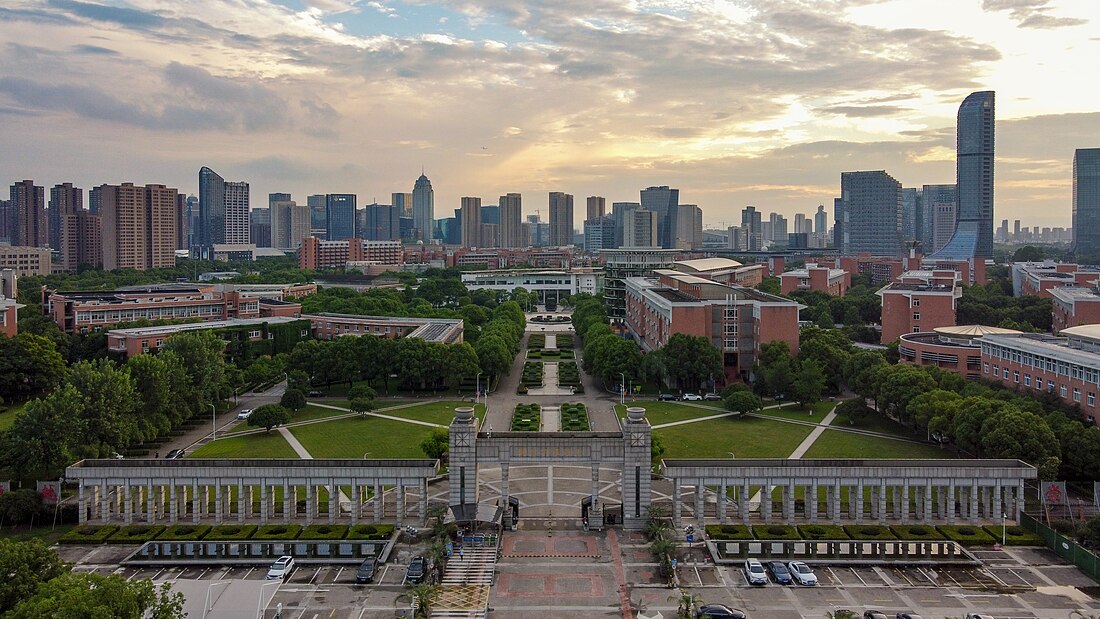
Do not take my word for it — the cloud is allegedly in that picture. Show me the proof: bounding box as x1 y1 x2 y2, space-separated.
822 105 908 118
70 43 118 55
46 0 165 29
982 0 1088 28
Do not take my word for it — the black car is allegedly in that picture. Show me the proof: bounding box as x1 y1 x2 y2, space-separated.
658 393 677 401
405 556 426 584
767 561 793 585
696 604 747 618
896 614 924 619
307 390 324 397
863 612 889 619
354 556 378 584
165 449 185 459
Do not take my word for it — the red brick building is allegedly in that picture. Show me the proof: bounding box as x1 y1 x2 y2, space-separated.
298 238 402 270
899 325 1020 380
1012 262 1099 298
877 270 962 343
1051 286 1100 332
779 264 851 296
624 269 802 383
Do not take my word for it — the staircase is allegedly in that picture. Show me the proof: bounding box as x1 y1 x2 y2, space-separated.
431 543 497 618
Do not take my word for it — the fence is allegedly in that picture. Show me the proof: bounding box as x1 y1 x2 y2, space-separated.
1020 512 1100 583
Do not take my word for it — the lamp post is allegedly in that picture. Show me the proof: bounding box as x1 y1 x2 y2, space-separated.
208 403 217 441
619 372 626 406
476 371 483 406
1002 512 1007 548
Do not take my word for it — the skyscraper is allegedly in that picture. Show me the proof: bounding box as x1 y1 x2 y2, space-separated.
548 192 573 247
624 209 658 247
250 207 271 248
932 90 995 259
393 192 413 218
741 206 762 251
100 183 178 271
640 186 679 249
586 196 606 221
10 180 46 247
48 183 81 250
412 174 434 243
325 194 357 241
837 170 903 256
901 187 921 241
308 194 326 235
53 184 99 272
923 184 958 253
584 216 616 251
676 204 703 249
1073 148 1100 259
197 167 249 247
611 202 640 248
814 205 827 236
460 197 482 247
364 203 400 241
499 193 523 248
268 193 291 249
769 212 787 243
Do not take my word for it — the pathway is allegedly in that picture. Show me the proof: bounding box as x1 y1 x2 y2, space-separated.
787 408 839 459
545 333 557 349
540 405 561 432
527 362 574 396
433 542 496 619
276 426 355 510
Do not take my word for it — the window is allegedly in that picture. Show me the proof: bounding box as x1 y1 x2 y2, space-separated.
983 362 989 373
1089 392 1096 407
913 312 921 320
1013 371 1019 383
993 365 999 376
1074 388 1081 402
913 298 921 307
1025 374 1031 386
1061 385 1068 397
912 326 920 333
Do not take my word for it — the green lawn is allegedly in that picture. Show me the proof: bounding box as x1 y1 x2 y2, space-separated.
654 416 814 459
802 429 955 459
308 400 484 426
615 402 728 424
190 432 300 458
755 401 837 423
291 416 442 459
0 404 24 432
829 411 926 441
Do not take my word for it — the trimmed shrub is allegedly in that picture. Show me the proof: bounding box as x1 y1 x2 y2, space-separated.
843 525 897 541
556 334 574 349
891 525 945 541
346 524 396 540
107 525 166 544
300 524 349 540
157 525 211 541
204 525 258 541
59 525 119 545
511 404 542 431
252 524 303 540
798 525 850 540
938 525 997 546
982 524 1043 546
705 524 753 540
528 333 546 349
752 524 800 540
560 403 590 431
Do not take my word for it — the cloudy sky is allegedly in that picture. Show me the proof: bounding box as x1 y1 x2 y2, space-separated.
1 0 1098 230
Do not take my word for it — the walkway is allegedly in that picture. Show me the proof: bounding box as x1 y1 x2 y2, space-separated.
540 405 561 432
433 542 496 619
527 362 574 396
787 408 838 459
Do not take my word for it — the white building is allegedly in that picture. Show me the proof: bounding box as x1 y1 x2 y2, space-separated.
460 268 603 305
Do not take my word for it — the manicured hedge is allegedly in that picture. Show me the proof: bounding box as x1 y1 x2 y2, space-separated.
300 524 348 540
938 525 997 546
527 350 574 360
346 524 395 540
705 524 753 540
798 525 850 540
982 525 1043 546
252 524 303 540
843 525 898 541
107 525 166 544
204 525 258 541
556 334 574 349
528 333 546 349
59 525 119 545
560 403 589 431
511 404 541 431
752 524 800 540
891 525 945 541
157 525 211 541
520 362 544 387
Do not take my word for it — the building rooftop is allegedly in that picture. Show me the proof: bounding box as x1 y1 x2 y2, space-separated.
934 325 1021 337
673 257 742 272
1050 287 1100 303
781 267 847 279
1060 325 1100 342
107 316 304 338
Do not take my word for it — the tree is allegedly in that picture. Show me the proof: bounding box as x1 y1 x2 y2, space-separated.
161 330 228 411
651 433 666 461
474 335 512 378
0 333 66 402
594 337 642 387
790 361 826 408
0 539 67 615
247 405 291 432
980 408 1060 466
660 333 723 392
876 364 935 424
1 384 82 479
6 573 185 619
443 343 481 390
0 489 45 526
833 398 873 426
280 388 307 412
350 397 376 416
843 350 886 399
67 358 140 451
908 390 963 439
754 341 793 397
420 429 449 461
724 391 762 416
799 326 852 392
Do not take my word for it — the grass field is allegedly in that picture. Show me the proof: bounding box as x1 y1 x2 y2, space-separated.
615 402 728 424
654 416 814 459
190 432 300 459
754 401 837 423
291 416 442 459
829 411 926 440
802 429 954 459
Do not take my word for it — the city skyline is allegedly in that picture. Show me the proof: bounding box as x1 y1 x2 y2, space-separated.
1 1 1099 228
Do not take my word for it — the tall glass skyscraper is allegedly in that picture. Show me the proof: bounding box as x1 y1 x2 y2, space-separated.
1073 148 1100 260
412 174 434 243
640 185 679 249
325 194 357 241
932 91 995 260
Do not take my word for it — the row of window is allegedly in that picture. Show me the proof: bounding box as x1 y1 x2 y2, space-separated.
983 342 1100 385
985 362 1097 407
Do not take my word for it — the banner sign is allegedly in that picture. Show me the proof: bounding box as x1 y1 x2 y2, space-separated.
37 481 60 505
0 482 9 497
1041 481 1067 507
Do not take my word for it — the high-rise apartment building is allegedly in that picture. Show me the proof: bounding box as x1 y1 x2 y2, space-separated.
10 180 46 247
624 209 658 247
268 193 291 249
325 194 357 241
100 183 178 271
837 170 903 256
460 197 482 247
901 187 921 241
640 186 679 249
250 208 271 248
1073 148 1100 259
0 200 12 243
56 188 101 273
197 167 249 248
363 203 399 241
676 204 703 249
583 216 616 251
922 184 957 254
412 174 434 243
271 199 311 249
741 206 763 251
933 91 995 259
499 193 523 248
814 205 827 237
793 213 808 235
769 212 788 243
548 192 573 247
48 183 82 250
611 202 640 248
586 196 606 221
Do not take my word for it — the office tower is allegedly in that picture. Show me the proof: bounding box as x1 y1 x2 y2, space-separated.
586 196 606 221
460 197 482 247
307 194 326 235
412 173 434 243
224 182 250 244
624 209 658 247
325 194 357 241
1073 148 1100 258
48 183 82 250
393 192 413 219
0 201 13 243
10 180 47 247
901 188 921 241
612 201 640 247
640 185 679 249
197 167 249 246
363 203 399 241
920 184 957 253
997 219 1009 243
481 205 500 226
814 205 827 235
174 194 187 250
250 208 271 248
676 204 703 249
769 212 787 242
548 192 574 246
268 193 291 250
1012 220 1020 242
794 213 808 235
584 216 616 251
741 206 763 251
498 193 523 248
933 91 995 259
183 195 198 249
100 183 178 271
837 170 903 256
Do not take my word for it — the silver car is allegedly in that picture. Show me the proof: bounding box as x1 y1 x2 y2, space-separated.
744 558 768 585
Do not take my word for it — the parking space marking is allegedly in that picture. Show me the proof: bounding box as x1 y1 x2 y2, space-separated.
333 566 344 583
850 567 866 586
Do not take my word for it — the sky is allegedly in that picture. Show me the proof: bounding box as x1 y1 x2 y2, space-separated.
1 0 1098 230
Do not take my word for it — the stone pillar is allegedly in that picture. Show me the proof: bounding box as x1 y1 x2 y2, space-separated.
719 482 728 523
169 485 178 524
214 484 223 525
785 483 795 525
832 481 842 525
191 482 199 524
101 482 110 524
501 464 510 512
145 482 155 523
260 483 269 525
123 483 133 525
448 407 480 510
1017 479 1025 521
374 483 382 523
870 486 878 520
878 482 887 525
306 484 314 525
282 481 291 523
591 463 600 512
901 481 910 523
994 483 1003 520
947 482 956 524
672 478 682 530
329 478 337 525
695 483 706 527
621 407 653 530
854 484 864 523
237 481 245 524
984 486 993 519
78 481 87 525
352 483 361 526
761 479 772 523
741 482 751 524
419 478 428 526
396 482 404 527
809 482 818 523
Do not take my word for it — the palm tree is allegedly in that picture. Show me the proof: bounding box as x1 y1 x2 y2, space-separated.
650 537 677 579
644 505 672 542
669 589 702 618
400 583 438 619
426 538 449 583
825 610 857 619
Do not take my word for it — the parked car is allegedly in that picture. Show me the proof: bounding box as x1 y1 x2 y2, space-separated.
703 392 722 401
896 614 924 619
695 604 747 618
863 612 889 619
236 408 252 420
354 556 378 584
110 452 125 460
964 615 994 619
744 559 768 585
766 561 792 585
406 556 426 584
681 393 703 401
658 393 677 401
165 449 185 459
307 390 324 397
266 555 295 580
787 561 818 586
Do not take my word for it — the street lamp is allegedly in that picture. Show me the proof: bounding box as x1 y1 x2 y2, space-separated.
1002 512 1007 548
362 451 371 460
619 372 626 406
728 452 735 459
476 371 483 406
208 403 217 441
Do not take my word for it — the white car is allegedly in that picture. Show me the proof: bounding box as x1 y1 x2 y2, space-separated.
681 393 703 401
236 409 253 420
787 561 817 586
744 559 768 586
266 555 295 580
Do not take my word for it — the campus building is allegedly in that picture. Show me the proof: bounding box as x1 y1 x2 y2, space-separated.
1052 285 1100 332
1011 261 1099 298
981 325 1100 426
107 316 312 357
624 269 802 383
600 248 682 320
899 325 1020 381
670 257 765 289
877 270 963 343
460 269 602 305
780 264 851 296
297 237 402 270
0 245 52 276
305 313 464 344
0 268 21 337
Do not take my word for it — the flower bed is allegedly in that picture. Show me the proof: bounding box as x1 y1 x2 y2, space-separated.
300 524 349 540
157 525 212 541
252 524 303 540
798 525 850 540
527 333 546 349
981 525 1042 546
520 362 543 387
843 525 898 541
557 362 584 393
511 404 542 431
107 525 166 544
560 403 589 431
705 524 753 540
527 349 575 360
59 525 119 545
752 524 801 540
346 524 395 540
556 334 574 349
204 525 258 541
937 525 997 546
891 524 945 541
